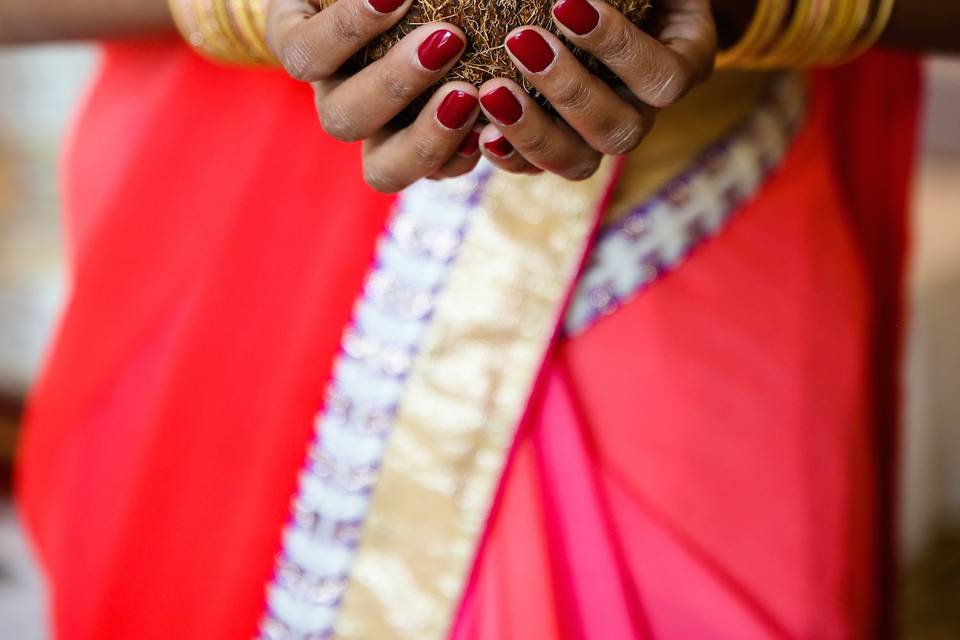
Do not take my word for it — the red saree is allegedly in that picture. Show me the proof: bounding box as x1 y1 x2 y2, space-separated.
16 38 921 640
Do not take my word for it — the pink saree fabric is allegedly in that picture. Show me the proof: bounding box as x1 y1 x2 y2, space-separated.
16 37 920 639
456 54 922 640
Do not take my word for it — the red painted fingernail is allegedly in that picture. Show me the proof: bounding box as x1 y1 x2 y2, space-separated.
553 0 599 35
506 29 556 73
368 0 405 14
418 29 464 71
436 90 478 129
458 130 481 156
480 86 523 125
484 136 514 158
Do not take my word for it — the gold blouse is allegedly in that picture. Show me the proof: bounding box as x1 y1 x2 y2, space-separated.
609 70 786 222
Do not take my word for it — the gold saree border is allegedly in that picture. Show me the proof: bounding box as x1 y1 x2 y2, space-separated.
333 160 619 639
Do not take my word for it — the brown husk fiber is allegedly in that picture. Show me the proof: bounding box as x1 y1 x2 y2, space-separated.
321 0 653 95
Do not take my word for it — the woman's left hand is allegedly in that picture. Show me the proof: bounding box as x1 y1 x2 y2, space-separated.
476 0 717 178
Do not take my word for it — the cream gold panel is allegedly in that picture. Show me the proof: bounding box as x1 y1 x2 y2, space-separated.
334 160 619 640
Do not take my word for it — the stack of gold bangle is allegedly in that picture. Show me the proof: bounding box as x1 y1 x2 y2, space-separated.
171 0 895 70
168 0 277 65
717 0 896 69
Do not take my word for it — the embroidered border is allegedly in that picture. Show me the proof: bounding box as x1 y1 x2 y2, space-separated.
260 166 493 640
565 75 808 336
331 160 619 640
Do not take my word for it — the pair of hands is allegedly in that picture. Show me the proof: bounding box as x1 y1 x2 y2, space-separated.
266 0 718 193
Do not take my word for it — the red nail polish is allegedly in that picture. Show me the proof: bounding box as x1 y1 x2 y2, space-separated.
506 29 556 73
368 0 405 14
436 90 478 129
553 0 599 35
458 130 481 156
480 87 523 125
484 136 514 158
418 29 464 71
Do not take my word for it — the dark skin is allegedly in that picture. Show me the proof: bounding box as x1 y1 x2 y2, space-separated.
0 0 957 191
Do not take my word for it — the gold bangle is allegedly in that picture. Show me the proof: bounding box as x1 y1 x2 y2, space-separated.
716 0 790 68
194 0 242 62
747 0 817 68
211 0 256 61
227 0 276 63
168 0 278 65
781 0 833 65
817 0 871 63
804 0 871 66
800 0 852 62
758 0 832 67
233 0 278 64
719 0 897 69
840 0 896 62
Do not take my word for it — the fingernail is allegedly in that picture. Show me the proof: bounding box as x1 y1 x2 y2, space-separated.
506 29 556 74
458 130 481 156
436 90 478 129
367 0 405 13
553 0 600 35
484 136 514 158
418 29 464 71
480 86 523 125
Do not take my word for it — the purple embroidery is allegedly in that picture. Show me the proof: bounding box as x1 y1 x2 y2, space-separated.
565 75 808 335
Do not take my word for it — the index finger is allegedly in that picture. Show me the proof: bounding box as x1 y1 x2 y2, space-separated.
267 0 412 81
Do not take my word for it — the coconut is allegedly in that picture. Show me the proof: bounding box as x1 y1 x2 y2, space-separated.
320 0 653 105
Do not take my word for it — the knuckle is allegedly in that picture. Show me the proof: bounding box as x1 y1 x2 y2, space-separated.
549 76 592 116
647 60 693 108
376 66 417 105
516 128 553 159
411 137 447 170
331 4 367 49
595 23 637 67
363 162 402 193
598 114 645 155
280 38 322 81
564 154 601 181
318 100 361 141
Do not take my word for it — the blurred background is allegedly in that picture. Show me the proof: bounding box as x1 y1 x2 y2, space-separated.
0 46 957 638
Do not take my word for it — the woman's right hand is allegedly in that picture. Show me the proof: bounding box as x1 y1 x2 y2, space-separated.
267 0 482 193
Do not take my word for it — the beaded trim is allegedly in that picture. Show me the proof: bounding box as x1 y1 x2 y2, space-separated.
565 74 807 336
260 167 493 640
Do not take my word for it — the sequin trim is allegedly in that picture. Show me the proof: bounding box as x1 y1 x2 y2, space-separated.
260 167 493 640
565 75 808 335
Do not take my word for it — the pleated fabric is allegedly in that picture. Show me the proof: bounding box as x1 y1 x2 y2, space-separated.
455 53 921 640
